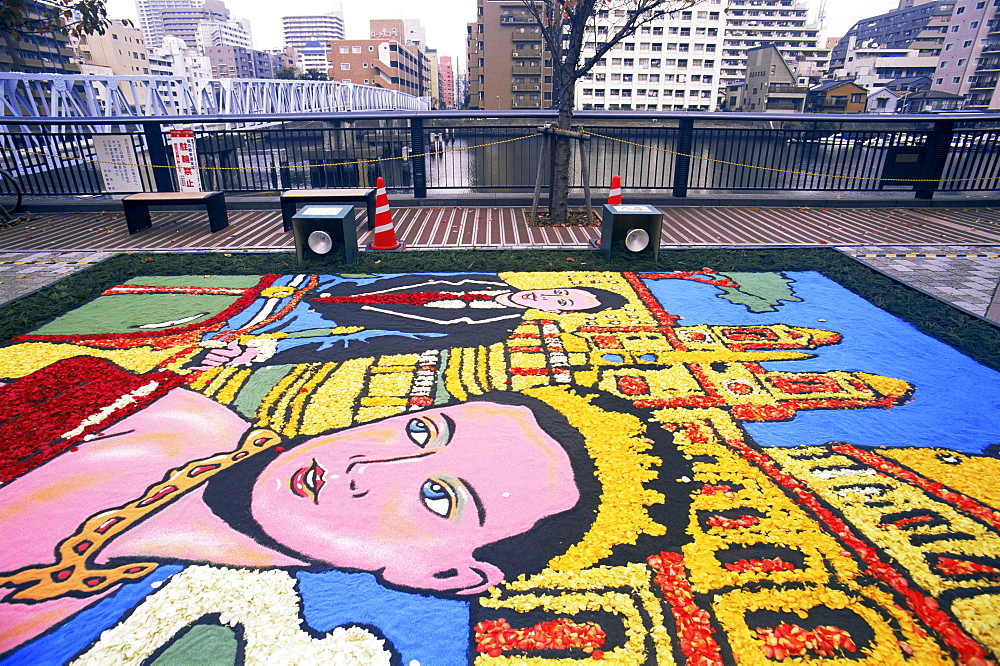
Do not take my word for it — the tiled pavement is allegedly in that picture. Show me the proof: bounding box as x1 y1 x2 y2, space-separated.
0 251 117 304
841 246 1000 322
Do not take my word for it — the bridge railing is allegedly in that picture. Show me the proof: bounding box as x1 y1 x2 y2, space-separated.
0 73 429 118
1 110 999 201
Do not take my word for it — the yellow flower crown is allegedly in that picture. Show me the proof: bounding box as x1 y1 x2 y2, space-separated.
519 385 667 573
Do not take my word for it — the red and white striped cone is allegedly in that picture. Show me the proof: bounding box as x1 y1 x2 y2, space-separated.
367 177 404 251
607 174 622 205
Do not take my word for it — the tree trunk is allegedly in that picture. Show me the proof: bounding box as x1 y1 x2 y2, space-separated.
549 110 573 223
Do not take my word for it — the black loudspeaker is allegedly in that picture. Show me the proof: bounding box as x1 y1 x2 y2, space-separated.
291 204 358 263
594 204 663 263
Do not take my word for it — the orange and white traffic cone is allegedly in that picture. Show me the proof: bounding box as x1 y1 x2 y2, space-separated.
591 175 623 249
607 174 622 205
367 177 404 251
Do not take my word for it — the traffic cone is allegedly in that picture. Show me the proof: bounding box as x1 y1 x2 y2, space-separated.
607 175 622 205
367 177 404 251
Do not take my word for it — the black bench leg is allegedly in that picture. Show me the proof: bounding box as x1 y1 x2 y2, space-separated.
365 191 377 231
281 200 296 232
124 203 152 235
207 195 229 233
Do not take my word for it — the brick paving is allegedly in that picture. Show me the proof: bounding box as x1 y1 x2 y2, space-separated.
1 210 999 327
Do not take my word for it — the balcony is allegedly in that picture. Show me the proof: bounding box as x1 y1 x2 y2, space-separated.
511 82 542 92
512 65 542 75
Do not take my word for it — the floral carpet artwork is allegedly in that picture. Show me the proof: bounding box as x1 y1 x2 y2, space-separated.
1 267 999 666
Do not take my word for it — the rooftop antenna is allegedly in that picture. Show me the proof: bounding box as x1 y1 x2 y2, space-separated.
817 0 827 31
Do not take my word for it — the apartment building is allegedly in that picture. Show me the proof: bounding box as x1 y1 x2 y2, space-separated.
204 45 273 78
135 0 198 48
439 55 457 107
468 0 820 112
466 1 548 109
327 40 431 97
161 0 230 48
830 0 953 71
735 44 807 110
578 2 727 111
282 12 345 50
156 34 213 81
0 0 81 73
830 45 938 89
75 20 152 75
720 0 825 91
934 0 999 108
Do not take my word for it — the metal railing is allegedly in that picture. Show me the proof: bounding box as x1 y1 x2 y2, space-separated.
2 109 999 200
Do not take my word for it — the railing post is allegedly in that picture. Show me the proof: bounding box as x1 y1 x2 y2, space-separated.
672 117 694 198
410 116 427 198
915 119 954 200
142 121 174 192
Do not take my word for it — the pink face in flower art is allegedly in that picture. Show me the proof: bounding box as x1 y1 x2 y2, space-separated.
494 288 601 313
250 401 579 594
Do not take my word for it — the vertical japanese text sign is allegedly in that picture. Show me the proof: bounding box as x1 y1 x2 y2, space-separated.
93 135 143 192
169 129 202 192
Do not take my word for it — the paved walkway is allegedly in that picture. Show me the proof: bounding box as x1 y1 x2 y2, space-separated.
1 208 999 326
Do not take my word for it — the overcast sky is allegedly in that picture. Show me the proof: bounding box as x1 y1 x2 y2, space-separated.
103 0 904 68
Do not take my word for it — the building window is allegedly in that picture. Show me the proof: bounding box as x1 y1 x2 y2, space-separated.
964 40 973 47
340 46 349 53
341 63 350 69
851 93 864 103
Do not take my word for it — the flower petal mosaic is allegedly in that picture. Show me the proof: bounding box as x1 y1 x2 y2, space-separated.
1 268 998 665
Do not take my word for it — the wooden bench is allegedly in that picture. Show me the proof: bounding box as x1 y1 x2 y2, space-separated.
280 188 377 233
122 191 228 235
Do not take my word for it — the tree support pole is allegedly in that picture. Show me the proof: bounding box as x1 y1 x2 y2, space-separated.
532 123 593 223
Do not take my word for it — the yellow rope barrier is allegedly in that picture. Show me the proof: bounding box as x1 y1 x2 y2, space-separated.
582 130 1000 183
13 128 999 184
16 133 543 170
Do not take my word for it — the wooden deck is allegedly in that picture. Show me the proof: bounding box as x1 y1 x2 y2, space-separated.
3 206 1000 252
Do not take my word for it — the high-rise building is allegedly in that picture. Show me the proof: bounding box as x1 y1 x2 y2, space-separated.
297 41 332 73
161 0 253 50
934 0 999 109
467 0 821 112
439 55 457 107
282 11 345 50
829 1 953 71
719 0 824 92
466 1 548 110
135 0 199 48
